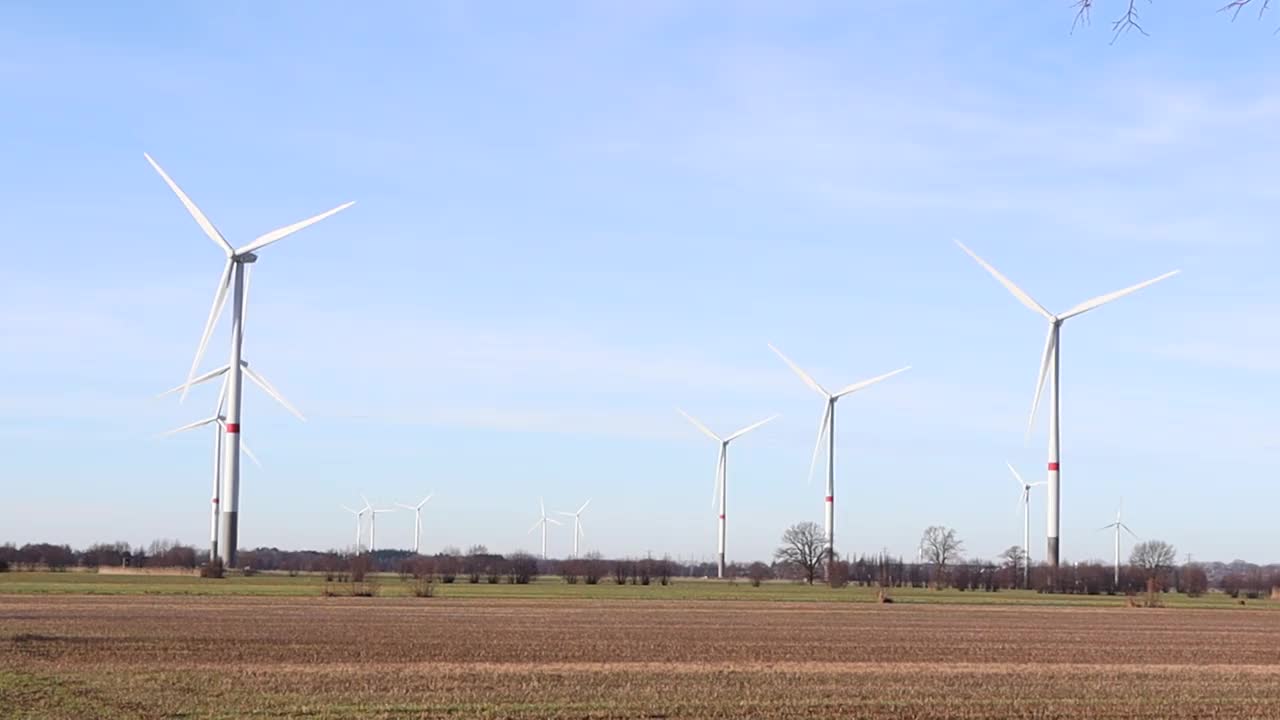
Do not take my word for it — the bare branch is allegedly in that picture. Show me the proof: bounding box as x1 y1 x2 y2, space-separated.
1219 0 1272 20
1111 0 1151 44
1072 0 1093 34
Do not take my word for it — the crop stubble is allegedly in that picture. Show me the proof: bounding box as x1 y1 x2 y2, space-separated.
2 596 1279 718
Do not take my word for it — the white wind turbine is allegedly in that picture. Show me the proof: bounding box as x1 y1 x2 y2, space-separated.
768 343 910 568
677 409 777 578
146 153 353 568
157 265 304 563
361 496 396 553
528 498 562 560
1006 462 1046 589
159 375 264 563
396 495 434 554
956 241 1177 568
1100 500 1140 586
339 504 367 554
556 499 592 558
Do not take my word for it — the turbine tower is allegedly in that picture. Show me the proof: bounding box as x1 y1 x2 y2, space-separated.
146 153 353 568
395 494 434 554
340 504 367 554
677 409 777 578
956 241 1177 568
768 343 909 568
1006 462 1045 589
528 498 561 560
1100 501 1140 586
556 499 592 558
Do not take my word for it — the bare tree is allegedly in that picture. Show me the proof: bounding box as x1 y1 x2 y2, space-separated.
774 522 825 585
1130 540 1177 585
1000 546 1026 589
920 526 964 586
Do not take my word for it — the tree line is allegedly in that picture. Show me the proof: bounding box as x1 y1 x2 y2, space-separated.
3 531 1278 599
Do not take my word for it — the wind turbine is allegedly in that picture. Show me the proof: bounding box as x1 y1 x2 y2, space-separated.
768 343 910 568
158 372 266 563
157 268 303 563
146 153 353 568
1006 462 1046 589
955 241 1177 568
339 504 367 553
556 499 592 558
677 409 777 578
1100 500 1140 586
395 495 434 554
528 498 561 560
362 496 396 553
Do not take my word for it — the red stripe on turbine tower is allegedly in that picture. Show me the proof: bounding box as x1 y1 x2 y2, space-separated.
225 423 240 433
719 514 725 520
1048 462 1059 471
825 496 834 502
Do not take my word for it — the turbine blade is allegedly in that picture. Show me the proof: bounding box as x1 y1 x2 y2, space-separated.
954 240 1053 319
540 497 546 517
395 503 415 511
834 366 911 398
158 416 219 437
340 505 356 513
239 438 263 468
577 498 591 514
157 364 230 398
360 495 372 512
418 494 433 509
767 343 829 397
242 364 306 421
1121 523 1140 541
235 201 356 256
216 369 230 417
528 519 542 534
712 445 725 509
1027 324 1057 439
677 408 721 442
180 260 234 403
144 153 234 256
1006 461 1025 489
556 511 575 517
1058 271 1180 321
806 404 831 486
725 414 779 442
547 517 562 526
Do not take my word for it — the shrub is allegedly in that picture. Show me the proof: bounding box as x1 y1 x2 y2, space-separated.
199 559 225 579
0 560 8 573
411 578 436 598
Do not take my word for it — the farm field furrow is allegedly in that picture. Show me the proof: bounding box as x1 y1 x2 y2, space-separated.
3 596 1280 718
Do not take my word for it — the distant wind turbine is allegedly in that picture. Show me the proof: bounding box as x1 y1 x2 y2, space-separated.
677 409 777 578
768 343 909 568
1006 462 1045 589
362 496 395 553
557 499 592 558
1100 500 1140 586
340 504 367 554
396 495 434 554
528 498 561 560
956 241 1177 568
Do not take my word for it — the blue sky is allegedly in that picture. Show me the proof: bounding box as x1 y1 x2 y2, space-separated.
2 2 1277 564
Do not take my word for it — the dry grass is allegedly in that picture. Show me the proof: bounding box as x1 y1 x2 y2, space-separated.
3 595 1280 718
